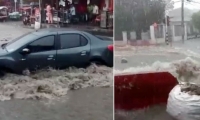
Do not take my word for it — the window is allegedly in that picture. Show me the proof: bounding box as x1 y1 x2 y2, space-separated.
6 33 37 52
27 36 55 53
60 34 88 49
80 36 88 46
60 34 80 49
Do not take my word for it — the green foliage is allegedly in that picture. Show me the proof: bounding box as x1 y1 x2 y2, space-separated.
192 11 200 31
115 0 173 39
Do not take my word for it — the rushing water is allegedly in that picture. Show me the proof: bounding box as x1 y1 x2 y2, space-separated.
0 64 113 101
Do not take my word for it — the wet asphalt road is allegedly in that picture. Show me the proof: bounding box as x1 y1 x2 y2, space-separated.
0 23 113 120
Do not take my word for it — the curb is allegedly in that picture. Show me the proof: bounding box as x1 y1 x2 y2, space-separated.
115 40 157 47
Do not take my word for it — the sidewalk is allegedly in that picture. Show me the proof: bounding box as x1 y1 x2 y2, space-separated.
115 40 157 47
1 21 113 37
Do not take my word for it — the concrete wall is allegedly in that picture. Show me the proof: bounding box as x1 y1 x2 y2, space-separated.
115 22 200 46
150 23 189 43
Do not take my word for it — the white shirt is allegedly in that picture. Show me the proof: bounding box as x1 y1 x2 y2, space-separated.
59 0 65 7
93 5 99 14
103 6 107 11
70 6 76 15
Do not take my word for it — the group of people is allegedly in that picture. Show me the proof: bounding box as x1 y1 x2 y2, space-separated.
32 2 107 25
45 2 102 24
46 3 76 24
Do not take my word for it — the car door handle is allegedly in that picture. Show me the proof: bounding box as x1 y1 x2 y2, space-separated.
48 55 54 58
47 58 53 60
20 58 26 61
81 51 87 56
47 55 55 60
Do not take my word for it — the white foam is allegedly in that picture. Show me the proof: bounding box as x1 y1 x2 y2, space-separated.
0 64 113 101
115 57 200 84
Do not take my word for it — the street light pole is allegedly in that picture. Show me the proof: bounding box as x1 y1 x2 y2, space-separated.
181 0 184 43
165 2 169 45
39 0 41 23
165 12 168 45
14 0 17 12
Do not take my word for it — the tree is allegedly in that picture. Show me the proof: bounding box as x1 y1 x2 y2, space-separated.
192 11 200 31
115 0 174 40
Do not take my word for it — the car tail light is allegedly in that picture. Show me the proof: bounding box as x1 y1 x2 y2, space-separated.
107 45 113 51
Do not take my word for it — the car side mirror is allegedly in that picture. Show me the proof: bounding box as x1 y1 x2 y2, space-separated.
21 48 30 54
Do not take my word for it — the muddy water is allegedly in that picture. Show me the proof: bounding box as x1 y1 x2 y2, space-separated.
115 105 174 120
0 24 113 120
0 88 113 120
0 65 112 100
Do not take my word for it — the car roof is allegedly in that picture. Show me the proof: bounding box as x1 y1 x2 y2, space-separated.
32 28 83 36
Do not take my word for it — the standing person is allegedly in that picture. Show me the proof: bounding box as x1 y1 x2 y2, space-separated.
34 7 40 21
87 3 93 22
103 4 107 11
46 4 53 24
92 4 99 22
69 4 76 22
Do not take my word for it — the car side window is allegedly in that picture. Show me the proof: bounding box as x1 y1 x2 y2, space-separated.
27 36 55 53
60 34 88 49
80 36 88 46
60 34 81 49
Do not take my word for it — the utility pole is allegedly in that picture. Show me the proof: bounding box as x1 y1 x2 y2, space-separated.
165 15 168 45
165 2 169 45
39 0 42 28
14 0 17 12
181 0 184 43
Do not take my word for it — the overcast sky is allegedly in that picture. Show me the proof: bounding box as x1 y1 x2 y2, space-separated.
173 0 200 9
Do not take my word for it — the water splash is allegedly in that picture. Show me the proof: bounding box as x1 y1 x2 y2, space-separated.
115 57 200 84
0 64 113 101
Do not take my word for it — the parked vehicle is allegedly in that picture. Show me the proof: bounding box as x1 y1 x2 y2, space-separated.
0 28 113 75
9 12 21 20
0 6 8 22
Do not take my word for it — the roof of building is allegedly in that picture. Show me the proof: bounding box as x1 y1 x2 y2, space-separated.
168 8 197 22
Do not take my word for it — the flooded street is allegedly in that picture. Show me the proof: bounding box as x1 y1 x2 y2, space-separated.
0 23 113 120
115 105 175 120
0 87 112 120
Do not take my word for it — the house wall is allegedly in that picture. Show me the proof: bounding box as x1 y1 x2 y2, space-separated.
170 21 196 36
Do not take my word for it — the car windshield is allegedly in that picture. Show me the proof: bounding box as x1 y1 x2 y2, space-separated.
5 33 37 52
